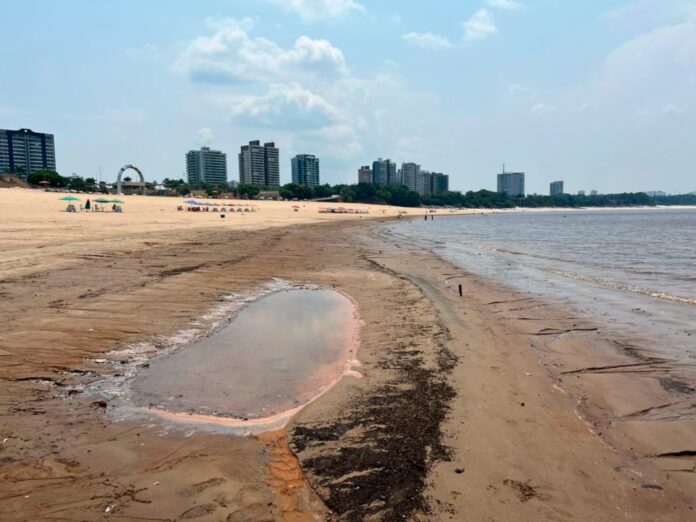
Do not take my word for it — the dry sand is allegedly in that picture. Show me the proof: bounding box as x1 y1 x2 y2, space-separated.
0 188 694 521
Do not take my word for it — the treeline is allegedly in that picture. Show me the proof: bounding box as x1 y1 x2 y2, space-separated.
280 183 696 209
21 170 696 208
281 184 516 208
521 192 656 208
27 170 106 192
161 178 261 198
652 194 696 206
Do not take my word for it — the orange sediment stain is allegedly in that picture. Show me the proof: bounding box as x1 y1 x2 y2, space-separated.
257 429 336 522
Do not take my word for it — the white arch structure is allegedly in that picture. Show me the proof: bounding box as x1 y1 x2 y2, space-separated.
116 164 145 194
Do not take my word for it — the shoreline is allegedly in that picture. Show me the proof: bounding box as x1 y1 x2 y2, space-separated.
1 192 694 520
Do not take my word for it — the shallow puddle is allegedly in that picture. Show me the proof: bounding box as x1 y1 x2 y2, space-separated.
129 288 358 427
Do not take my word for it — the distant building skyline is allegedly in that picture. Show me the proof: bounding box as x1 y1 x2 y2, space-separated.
291 154 320 186
497 171 525 197
401 162 420 192
550 180 564 196
418 171 449 196
358 165 373 184
186 146 227 186
372 158 397 185
0 128 56 179
238 140 280 187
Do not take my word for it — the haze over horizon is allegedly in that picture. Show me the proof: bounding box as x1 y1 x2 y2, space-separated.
1 0 695 194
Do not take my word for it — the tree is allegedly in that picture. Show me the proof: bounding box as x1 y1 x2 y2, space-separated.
237 184 261 199
67 175 87 191
176 183 191 196
27 170 66 187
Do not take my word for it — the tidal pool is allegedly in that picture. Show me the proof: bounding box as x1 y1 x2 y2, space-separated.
129 288 358 427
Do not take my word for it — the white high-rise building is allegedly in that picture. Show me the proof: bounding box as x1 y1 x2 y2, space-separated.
401 162 421 192
186 147 227 186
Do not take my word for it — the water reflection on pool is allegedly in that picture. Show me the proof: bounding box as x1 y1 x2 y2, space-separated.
130 288 357 423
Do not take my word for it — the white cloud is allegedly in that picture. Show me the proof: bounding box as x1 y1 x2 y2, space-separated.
196 127 215 145
595 11 696 117
507 83 532 95
268 0 364 22
638 103 685 119
227 82 341 129
463 9 498 41
530 102 555 116
661 103 683 116
174 18 348 84
309 124 363 158
486 0 522 10
402 32 453 50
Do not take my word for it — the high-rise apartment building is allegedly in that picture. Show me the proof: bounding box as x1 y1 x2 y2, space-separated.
497 171 525 197
401 162 421 192
291 154 320 186
358 165 373 184
431 172 449 194
550 180 564 196
372 158 397 185
417 171 449 196
0 128 56 178
186 147 228 186
238 140 280 187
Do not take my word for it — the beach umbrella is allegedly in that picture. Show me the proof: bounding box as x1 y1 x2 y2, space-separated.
184 199 199 205
110 199 125 204
94 198 111 203
60 196 81 201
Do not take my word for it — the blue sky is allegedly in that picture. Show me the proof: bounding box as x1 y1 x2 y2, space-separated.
1 0 695 193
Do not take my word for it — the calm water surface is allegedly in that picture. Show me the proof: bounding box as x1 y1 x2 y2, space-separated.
131 288 355 419
384 209 696 361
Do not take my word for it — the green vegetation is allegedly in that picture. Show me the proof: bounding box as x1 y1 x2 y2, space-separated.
652 194 696 206
18 171 696 208
521 192 655 208
27 170 66 187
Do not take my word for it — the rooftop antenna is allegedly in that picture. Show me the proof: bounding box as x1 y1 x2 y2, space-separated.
502 163 506 174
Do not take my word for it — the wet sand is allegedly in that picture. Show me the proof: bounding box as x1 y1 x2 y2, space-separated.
1 188 695 520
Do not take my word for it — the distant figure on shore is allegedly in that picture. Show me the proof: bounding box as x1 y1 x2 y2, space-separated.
85 199 91 211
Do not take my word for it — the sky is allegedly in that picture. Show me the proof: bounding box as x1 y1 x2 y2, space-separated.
1 0 695 194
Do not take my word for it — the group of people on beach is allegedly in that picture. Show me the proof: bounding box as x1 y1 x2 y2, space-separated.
66 199 122 213
177 206 254 213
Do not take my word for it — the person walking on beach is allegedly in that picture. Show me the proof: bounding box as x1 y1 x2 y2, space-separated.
85 199 91 211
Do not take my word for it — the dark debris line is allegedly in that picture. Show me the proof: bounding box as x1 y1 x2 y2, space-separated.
290 323 458 521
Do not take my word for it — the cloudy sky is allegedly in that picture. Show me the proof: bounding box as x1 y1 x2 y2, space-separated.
1 0 695 193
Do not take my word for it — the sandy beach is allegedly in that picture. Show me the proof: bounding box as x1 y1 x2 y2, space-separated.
1 188 694 521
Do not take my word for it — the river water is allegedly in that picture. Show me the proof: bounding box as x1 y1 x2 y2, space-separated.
383 209 696 363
